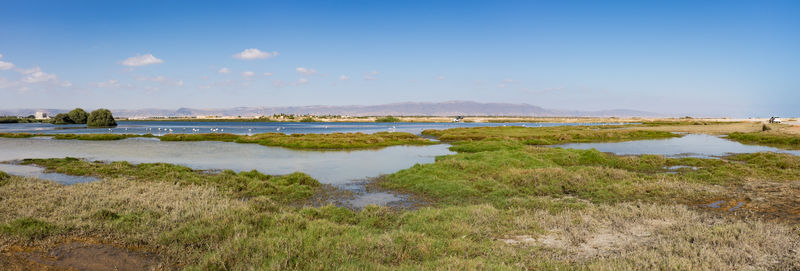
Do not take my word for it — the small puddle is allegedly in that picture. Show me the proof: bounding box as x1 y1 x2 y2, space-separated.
22 242 162 271
728 201 745 211
708 200 725 208
0 163 98 185
664 165 698 174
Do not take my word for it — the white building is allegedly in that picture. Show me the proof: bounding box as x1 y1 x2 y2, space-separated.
34 111 48 120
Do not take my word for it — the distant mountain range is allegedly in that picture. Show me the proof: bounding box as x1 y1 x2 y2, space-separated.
1 101 664 118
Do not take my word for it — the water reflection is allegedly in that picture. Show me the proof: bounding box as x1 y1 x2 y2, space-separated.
0 137 454 185
556 134 800 158
0 163 98 185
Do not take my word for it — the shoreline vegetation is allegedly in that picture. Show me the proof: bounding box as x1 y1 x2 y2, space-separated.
0 131 437 150
1 121 800 269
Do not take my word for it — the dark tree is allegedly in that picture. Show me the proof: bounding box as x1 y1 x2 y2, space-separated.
52 113 74 125
87 109 118 127
68 108 89 124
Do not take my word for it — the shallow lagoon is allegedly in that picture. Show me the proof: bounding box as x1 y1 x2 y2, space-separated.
557 134 800 158
0 137 453 185
0 121 630 135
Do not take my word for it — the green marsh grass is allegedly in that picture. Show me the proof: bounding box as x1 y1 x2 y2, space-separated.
727 131 800 150
421 125 678 144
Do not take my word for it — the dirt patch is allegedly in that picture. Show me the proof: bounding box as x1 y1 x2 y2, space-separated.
502 218 675 259
699 181 800 223
1 241 165 271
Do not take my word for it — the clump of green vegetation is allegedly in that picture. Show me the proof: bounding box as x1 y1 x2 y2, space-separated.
299 116 316 122
0 132 36 138
1 131 435 149
0 218 62 240
87 108 118 127
728 131 800 150
422 125 678 144
52 133 152 140
0 171 9 186
68 108 89 124
375 116 401 122
22 158 320 202
161 131 436 149
160 133 241 142
1 116 44 123
51 113 73 124
383 139 800 207
238 132 436 149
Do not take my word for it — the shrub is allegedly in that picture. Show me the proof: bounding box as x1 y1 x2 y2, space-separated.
375 116 401 122
299 117 316 122
51 113 74 124
68 108 89 124
87 109 118 127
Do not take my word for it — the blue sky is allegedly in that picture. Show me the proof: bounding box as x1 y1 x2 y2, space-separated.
0 0 797 117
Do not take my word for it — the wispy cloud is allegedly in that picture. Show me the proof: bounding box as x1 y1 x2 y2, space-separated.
233 48 278 60
218 67 231 74
292 78 309 86
242 71 255 78
339 75 350 81
263 72 273 76
363 71 379 81
134 75 184 86
90 79 122 88
121 54 164 67
0 53 14 70
296 67 317 75
436 75 445 80
19 67 58 83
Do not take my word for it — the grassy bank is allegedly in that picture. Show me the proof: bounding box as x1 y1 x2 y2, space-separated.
1 131 436 150
727 131 800 150
1 162 798 269
422 125 678 145
163 131 437 149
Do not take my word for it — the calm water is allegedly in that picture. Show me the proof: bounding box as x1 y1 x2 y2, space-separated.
0 163 99 184
557 134 800 158
0 121 630 135
0 137 454 185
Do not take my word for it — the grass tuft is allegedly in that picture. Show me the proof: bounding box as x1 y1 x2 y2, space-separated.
0 218 61 240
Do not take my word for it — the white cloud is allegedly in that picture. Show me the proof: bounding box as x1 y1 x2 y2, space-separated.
363 71 379 81
496 84 506 88
272 80 285 87
339 75 350 81
296 67 317 75
233 48 278 60
436 75 445 80
242 71 255 77
0 53 13 70
0 77 16 88
60 81 72 87
292 78 309 86
135 75 184 86
503 79 516 83
218 67 231 74
263 72 273 76
20 67 58 83
91 79 121 88
121 54 164 67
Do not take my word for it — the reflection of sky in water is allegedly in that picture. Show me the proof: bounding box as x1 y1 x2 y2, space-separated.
0 121 631 136
0 163 98 185
0 137 454 184
557 134 800 158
